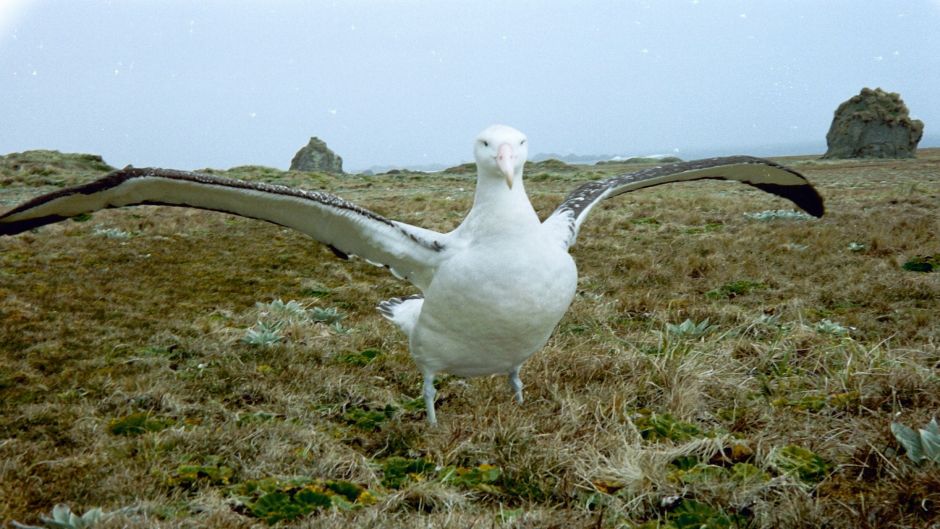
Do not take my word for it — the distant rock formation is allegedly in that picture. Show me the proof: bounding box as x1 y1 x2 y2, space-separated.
290 137 343 173
822 88 924 159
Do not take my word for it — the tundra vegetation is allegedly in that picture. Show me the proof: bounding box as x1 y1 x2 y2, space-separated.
1 149 938 528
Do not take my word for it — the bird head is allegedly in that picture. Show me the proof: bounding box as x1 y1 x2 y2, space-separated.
474 125 528 189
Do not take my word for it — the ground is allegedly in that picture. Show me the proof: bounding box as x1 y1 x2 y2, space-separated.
0 151 938 528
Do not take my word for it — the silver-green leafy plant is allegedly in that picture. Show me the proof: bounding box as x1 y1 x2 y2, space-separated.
243 320 284 347
258 298 309 323
12 504 105 529
92 226 132 239
847 242 866 252
666 318 715 339
815 319 851 336
310 306 345 325
891 417 940 465
744 209 813 221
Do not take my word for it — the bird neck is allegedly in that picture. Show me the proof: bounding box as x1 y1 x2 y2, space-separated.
459 171 540 236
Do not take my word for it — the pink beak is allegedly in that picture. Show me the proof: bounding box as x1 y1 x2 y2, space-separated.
496 143 515 188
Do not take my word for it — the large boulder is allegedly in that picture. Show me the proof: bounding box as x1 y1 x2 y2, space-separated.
290 137 344 173
822 88 924 159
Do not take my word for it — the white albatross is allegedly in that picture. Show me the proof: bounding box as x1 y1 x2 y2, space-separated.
0 125 824 424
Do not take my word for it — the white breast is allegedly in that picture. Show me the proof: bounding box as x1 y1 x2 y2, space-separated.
409 231 577 377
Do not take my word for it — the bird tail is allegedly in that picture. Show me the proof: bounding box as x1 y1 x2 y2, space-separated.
377 294 424 336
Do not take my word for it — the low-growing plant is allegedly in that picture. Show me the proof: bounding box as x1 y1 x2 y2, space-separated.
334 348 382 366
231 477 375 523
666 318 716 339
310 306 345 324
91 226 132 239
744 209 813 221
847 241 866 252
258 298 308 323
11 504 106 529
902 254 938 273
243 320 284 347
342 405 397 431
769 445 829 483
107 412 173 436
891 417 940 465
169 456 234 487
815 318 851 336
634 410 702 442
706 280 765 299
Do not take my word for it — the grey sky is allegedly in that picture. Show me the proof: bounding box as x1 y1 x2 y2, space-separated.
1 1 938 171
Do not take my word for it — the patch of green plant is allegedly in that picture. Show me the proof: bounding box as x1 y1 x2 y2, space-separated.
667 499 745 529
71 213 93 223
299 282 332 298
170 457 234 487
439 463 502 493
243 320 284 347
236 411 280 425
107 412 173 436
815 318 851 336
342 404 397 431
259 299 309 323
902 254 938 273
91 226 133 239
891 417 940 465
683 222 723 234
772 391 859 413
666 456 768 486
666 318 715 339
706 280 765 300
379 456 505 494
634 410 702 442
847 242 866 252
11 503 106 529
334 348 381 366
310 306 345 324
743 209 813 221
770 445 829 483
381 456 438 489
730 462 770 482
231 477 375 523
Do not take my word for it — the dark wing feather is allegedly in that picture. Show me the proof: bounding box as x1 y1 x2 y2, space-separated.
542 156 824 248
0 167 446 289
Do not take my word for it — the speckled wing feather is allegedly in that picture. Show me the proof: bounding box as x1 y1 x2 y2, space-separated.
0 167 446 289
542 156 824 248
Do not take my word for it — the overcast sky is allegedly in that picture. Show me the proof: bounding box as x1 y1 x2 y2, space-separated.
1 1 938 171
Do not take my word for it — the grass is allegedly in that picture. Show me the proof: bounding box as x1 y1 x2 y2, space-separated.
1 149 939 527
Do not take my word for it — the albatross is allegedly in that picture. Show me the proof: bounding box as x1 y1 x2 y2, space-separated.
0 125 824 424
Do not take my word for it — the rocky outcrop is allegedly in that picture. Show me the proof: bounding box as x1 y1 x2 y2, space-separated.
289 137 344 173
822 88 924 159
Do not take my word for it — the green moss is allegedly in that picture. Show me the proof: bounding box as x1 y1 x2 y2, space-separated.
771 445 829 483
903 255 938 273
170 457 234 487
107 412 173 436
381 456 437 489
634 410 702 442
706 280 766 299
334 348 381 366
232 477 374 523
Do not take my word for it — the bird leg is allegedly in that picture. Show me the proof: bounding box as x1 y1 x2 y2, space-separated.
509 366 524 404
422 371 438 426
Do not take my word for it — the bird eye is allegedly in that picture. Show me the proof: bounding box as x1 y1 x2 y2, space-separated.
520 139 526 145
482 140 489 147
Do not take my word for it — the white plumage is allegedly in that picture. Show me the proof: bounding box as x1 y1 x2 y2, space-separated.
0 125 824 424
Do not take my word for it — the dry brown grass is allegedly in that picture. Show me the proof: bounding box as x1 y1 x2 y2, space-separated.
1 151 938 528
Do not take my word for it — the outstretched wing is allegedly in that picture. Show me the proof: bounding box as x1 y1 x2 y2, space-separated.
542 156 824 248
0 167 446 289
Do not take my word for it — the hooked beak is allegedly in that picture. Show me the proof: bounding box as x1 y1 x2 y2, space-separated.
496 143 515 189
